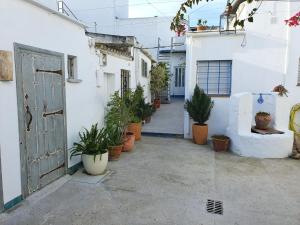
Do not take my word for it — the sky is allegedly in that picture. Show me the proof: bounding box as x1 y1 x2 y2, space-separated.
129 0 227 26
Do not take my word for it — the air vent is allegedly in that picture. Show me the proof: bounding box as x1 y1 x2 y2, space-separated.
206 199 223 215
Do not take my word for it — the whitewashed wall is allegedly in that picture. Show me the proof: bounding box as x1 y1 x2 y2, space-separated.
116 17 174 59
34 0 129 34
0 0 147 205
133 49 152 103
185 0 300 138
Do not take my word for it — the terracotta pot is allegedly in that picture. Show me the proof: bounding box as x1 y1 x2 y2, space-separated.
255 114 272 130
212 136 230 152
128 122 142 141
154 98 161 109
108 145 123 161
192 124 208 145
123 132 135 152
197 26 206 31
145 116 151 124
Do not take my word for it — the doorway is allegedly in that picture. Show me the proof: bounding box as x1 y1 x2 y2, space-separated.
173 66 185 96
14 44 67 198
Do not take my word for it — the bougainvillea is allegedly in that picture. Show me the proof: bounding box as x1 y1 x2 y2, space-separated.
285 11 300 27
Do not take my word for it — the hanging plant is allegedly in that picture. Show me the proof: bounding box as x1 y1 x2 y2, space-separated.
170 0 262 36
285 11 300 27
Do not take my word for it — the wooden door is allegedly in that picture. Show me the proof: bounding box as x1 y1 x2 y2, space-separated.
14 44 67 197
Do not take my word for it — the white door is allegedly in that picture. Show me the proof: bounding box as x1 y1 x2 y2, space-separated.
173 66 185 96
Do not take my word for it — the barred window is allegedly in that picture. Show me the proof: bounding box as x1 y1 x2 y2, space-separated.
196 60 232 96
121 69 130 97
141 59 148 77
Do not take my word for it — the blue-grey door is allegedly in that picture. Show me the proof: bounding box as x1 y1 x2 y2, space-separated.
14 44 67 197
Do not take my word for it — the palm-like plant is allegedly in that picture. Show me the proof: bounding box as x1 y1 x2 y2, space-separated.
185 85 214 125
70 124 108 159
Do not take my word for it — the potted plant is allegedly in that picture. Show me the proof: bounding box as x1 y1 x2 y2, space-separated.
105 92 132 157
197 19 207 31
125 85 145 141
255 112 272 130
106 125 124 161
212 135 230 152
70 124 108 175
143 103 153 124
186 85 214 145
150 63 169 109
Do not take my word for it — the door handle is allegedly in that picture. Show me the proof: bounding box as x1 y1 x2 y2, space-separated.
26 105 33 131
43 109 63 117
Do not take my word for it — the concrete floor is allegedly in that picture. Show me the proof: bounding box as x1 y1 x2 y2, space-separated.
1 136 300 225
142 98 184 135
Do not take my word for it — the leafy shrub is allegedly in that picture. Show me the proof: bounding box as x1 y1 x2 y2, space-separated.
185 85 214 125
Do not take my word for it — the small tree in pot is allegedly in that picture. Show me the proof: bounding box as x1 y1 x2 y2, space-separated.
186 85 214 145
150 63 168 109
70 124 108 175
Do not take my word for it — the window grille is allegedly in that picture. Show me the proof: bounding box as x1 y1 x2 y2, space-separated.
196 60 232 96
175 67 185 87
121 69 130 97
141 59 148 77
297 58 300 86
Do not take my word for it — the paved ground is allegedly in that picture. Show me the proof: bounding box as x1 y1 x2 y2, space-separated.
1 136 300 225
142 98 184 135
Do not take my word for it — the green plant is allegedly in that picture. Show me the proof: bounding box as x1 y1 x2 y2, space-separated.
124 85 146 123
70 124 108 159
256 112 270 117
197 19 207 26
150 63 169 99
142 103 153 119
170 0 263 36
185 85 214 125
105 124 124 147
105 91 130 138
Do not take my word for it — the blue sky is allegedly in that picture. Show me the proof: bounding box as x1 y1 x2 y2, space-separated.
129 0 227 26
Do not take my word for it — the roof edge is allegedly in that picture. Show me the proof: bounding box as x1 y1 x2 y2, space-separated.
23 0 87 28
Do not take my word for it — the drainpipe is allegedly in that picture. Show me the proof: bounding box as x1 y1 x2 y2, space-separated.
283 1 291 87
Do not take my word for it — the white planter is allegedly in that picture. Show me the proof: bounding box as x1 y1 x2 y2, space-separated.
82 152 108 175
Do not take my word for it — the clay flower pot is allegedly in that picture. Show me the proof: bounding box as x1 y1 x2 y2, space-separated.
212 135 230 152
128 122 142 141
123 132 135 152
82 152 108 175
108 145 123 161
192 123 208 145
197 26 207 31
255 112 272 130
153 98 161 109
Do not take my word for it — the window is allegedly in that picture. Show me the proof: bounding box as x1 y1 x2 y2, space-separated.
298 58 300 86
67 55 78 80
175 67 185 87
196 60 232 96
121 69 130 97
141 59 148 77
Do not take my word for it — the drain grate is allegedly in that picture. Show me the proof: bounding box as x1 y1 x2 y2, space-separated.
206 199 223 215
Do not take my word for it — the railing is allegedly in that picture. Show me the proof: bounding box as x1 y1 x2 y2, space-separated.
57 1 79 21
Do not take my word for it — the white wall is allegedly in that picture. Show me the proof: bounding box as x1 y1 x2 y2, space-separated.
116 17 174 59
185 0 300 138
34 0 129 34
133 49 152 103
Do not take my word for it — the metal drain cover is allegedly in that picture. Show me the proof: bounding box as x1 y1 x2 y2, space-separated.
206 199 223 215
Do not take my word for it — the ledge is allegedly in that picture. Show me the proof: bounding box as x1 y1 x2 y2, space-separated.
67 78 82 83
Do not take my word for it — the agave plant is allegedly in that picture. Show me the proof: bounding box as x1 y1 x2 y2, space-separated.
70 124 108 159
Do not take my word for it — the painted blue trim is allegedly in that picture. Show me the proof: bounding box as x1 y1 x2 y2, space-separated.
4 195 23 211
68 161 83 175
142 132 184 139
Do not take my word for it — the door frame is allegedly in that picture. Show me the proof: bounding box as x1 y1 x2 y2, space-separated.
14 43 68 198
0 146 3 212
